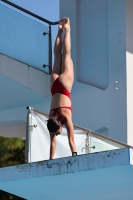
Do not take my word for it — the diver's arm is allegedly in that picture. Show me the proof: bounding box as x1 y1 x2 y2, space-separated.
49 133 56 159
65 117 77 153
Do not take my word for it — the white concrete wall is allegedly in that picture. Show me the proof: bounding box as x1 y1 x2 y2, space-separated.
0 54 51 99
0 54 51 137
1 0 133 143
60 0 130 143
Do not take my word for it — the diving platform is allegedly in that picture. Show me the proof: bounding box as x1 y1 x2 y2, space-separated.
0 148 133 200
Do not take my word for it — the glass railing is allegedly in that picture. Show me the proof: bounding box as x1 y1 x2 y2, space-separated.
25 107 133 163
0 0 58 74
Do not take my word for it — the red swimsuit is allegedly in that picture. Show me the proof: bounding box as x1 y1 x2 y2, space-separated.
51 78 72 114
51 78 70 98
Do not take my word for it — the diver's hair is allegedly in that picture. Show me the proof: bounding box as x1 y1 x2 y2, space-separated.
47 117 61 133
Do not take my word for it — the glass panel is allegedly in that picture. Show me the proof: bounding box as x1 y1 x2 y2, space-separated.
26 108 128 162
88 136 119 153
0 3 49 73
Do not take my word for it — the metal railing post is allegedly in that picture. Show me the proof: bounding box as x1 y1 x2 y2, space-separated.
49 25 52 74
25 110 31 163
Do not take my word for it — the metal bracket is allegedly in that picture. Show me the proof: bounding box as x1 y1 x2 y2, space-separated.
43 32 49 36
29 124 37 128
82 145 95 151
43 64 50 68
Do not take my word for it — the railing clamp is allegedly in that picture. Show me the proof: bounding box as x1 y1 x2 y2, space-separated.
43 64 50 68
29 124 37 128
43 32 50 36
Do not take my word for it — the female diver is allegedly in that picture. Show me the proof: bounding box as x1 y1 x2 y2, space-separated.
47 17 77 159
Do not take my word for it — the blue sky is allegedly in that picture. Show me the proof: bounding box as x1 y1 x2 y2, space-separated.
8 0 59 22
0 0 59 60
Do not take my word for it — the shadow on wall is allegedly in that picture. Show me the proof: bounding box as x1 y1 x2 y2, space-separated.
126 0 133 54
77 0 109 90
95 127 109 137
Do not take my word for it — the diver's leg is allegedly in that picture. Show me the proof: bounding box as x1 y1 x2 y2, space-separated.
50 24 63 87
59 18 74 92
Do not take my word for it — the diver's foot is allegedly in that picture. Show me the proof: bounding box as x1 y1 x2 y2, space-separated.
58 18 64 31
59 17 71 32
63 17 71 32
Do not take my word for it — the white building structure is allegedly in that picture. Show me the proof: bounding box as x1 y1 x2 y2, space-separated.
0 0 133 199
60 0 133 146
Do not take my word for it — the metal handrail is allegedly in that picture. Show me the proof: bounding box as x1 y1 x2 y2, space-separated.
1 0 59 74
1 0 59 25
27 106 133 150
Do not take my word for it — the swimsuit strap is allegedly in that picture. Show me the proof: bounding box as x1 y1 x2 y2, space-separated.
50 106 72 113
50 107 72 125
50 108 63 124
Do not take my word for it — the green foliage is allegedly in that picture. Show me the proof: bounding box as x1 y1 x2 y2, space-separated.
0 136 25 167
0 136 25 199
0 190 25 200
